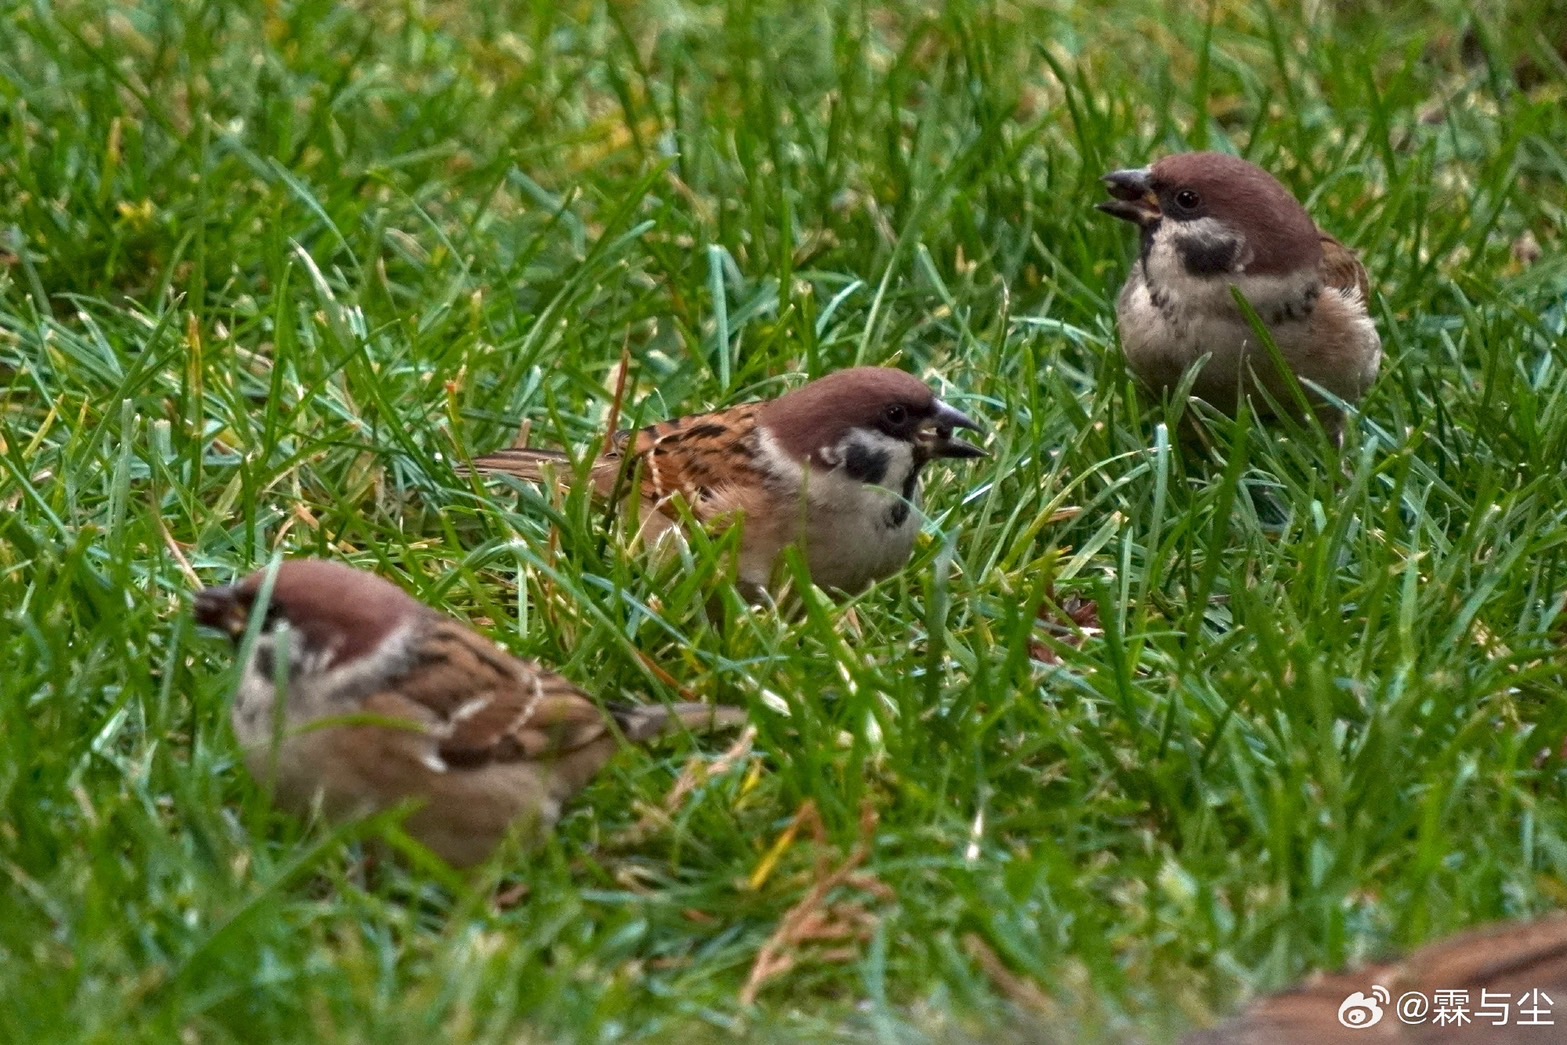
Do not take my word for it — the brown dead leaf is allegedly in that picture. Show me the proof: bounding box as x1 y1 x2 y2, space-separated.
610 726 757 849
1030 583 1104 665
963 933 1058 1018
601 340 633 456
739 800 894 1006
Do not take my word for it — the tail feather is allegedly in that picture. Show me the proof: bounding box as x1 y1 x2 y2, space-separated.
461 446 573 482
610 702 749 743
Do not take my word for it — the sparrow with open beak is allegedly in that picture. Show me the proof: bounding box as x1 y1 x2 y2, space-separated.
464 366 987 596
195 559 746 868
1097 152 1381 439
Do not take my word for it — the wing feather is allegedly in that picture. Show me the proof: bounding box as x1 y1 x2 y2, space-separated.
467 405 769 528
1318 233 1370 304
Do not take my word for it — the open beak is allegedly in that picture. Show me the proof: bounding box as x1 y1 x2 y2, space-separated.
922 399 988 460
194 585 250 641
1096 167 1161 227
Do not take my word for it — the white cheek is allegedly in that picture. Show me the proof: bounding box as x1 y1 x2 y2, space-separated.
231 620 416 739
231 663 276 741
843 430 917 493
751 426 927 590
1144 219 1244 304
756 429 906 497
797 430 918 510
1143 222 1319 319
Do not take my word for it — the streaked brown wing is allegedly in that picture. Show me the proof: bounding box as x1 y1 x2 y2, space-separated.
1187 916 1567 1044
470 405 764 519
463 445 627 500
397 618 614 769
1406 914 1567 1000
620 405 764 515
461 446 573 482
1319 233 1371 303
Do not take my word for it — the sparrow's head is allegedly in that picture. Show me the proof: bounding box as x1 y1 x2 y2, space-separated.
1097 152 1323 280
195 559 422 674
759 367 986 479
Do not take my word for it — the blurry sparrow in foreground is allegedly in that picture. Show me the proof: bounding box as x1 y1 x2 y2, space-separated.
464 367 986 596
195 559 745 868
1186 915 1567 1043
1098 151 1380 439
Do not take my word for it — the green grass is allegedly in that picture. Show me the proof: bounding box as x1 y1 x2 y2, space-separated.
3 0 1567 1040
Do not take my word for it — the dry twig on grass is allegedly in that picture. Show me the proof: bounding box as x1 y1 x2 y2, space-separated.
610 724 757 849
963 933 1058 1019
740 800 894 1006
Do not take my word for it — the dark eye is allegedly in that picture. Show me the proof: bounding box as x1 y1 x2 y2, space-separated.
882 403 908 427
1173 188 1202 211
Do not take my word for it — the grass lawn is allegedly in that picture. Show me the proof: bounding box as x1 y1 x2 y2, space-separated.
3 0 1566 1040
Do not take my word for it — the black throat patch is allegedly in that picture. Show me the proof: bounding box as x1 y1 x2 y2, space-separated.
1135 223 1160 282
882 469 921 528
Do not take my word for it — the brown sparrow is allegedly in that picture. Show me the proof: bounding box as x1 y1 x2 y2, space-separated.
1098 152 1381 438
464 366 986 596
194 559 746 868
1187 916 1567 1043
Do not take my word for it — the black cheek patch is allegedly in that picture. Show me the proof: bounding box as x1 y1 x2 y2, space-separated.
1177 236 1242 276
843 442 890 485
884 500 911 529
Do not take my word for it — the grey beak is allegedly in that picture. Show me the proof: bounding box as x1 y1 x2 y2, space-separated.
926 400 987 460
194 586 249 641
1096 167 1161 227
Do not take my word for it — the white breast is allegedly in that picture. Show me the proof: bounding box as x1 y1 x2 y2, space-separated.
230 621 432 810
1118 231 1375 411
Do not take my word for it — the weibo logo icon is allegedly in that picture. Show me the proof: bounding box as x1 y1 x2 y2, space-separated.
1337 985 1390 1029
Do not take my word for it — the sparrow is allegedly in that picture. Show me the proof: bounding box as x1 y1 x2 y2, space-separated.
1186 916 1567 1043
463 366 987 596
194 559 746 868
1097 151 1381 438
